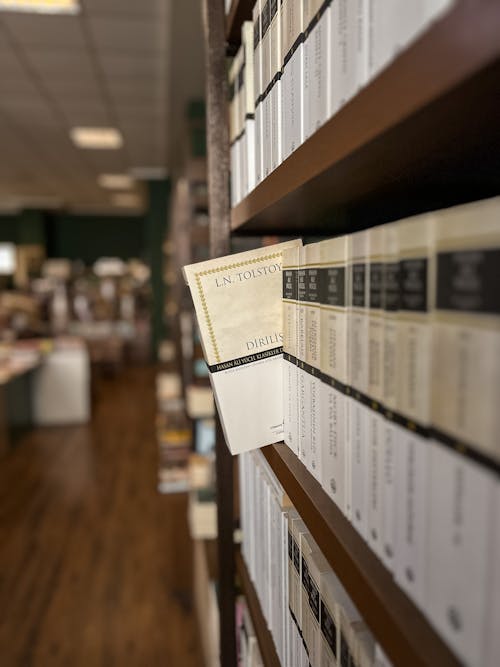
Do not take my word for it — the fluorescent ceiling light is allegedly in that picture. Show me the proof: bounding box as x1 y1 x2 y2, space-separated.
70 127 123 150
111 193 142 209
98 173 135 190
0 0 79 14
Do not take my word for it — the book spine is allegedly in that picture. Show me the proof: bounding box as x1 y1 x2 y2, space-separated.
320 236 349 515
350 230 370 540
254 0 263 186
367 225 385 561
381 222 399 573
297 246 309 470
306 242 322 481
427 199 500 665
394 214 433 610
283 248 294 452
261 0 272 178
270 0 282 171
243 21 256 195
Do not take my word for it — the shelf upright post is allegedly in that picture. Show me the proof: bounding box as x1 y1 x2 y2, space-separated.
201 1 236 666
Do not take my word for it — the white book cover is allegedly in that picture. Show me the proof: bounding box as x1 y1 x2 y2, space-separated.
297 246 309 469
304 0 331 139
367 225 385 561
253 0 263 186
380 222 399 572
280 0 290 161
427 197 500 664
319 235 349 514
485 481 500 667
183 239 302 455
307 547 331 667
331 0 358 112
269 0 282 171
349 230 370 540
283 246 300 456
394 213 433 610
367 0 397 80
288 0 304 154
243 20 256 195
261 0 272 178
305 243 322 481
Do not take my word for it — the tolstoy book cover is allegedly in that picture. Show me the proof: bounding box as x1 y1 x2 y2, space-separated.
183 239 303 455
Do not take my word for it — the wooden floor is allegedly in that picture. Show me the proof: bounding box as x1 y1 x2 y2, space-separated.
0 367 203 667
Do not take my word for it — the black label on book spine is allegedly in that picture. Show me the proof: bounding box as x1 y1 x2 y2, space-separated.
288 531 293 560
308 577 320 622
306 267 320 303
284 268 297 300
298 268 307 302
293 538 300 573
320 266 346 307
320 599 337 657
261 0 270 35
301 556 310 592
270 0 278 20
400 257 428 312
340 632 350 667
352 263 366 307
208 346 282 373
369 262 383 309
384 261 400 311
436 248 500 315
254 16 260 49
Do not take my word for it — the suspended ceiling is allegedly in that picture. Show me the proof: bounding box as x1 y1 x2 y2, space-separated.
0 0 205 215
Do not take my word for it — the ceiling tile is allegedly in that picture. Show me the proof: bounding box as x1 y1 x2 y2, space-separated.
87 16 167 53
2 14 86 49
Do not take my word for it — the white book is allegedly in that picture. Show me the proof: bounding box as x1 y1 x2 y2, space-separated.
282 0 303 159
297 246 308 469
269 0 282 171
307 545 331 667
349 230 370 540
305 242 322 481
367 225 385 561
283 245 300 456
380 222 399 572
427 197 500 665
183 239 302 455
261 0 272 178
280 0 290 162
253 1 263 186
331 0 367 113
368 0 396 80
229 55 239 207
394 214 433 610
242 21 256 196
304 0 332 139
236 46 246 204
319 235 349 514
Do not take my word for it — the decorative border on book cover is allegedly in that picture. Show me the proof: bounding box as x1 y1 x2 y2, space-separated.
194 251 282 363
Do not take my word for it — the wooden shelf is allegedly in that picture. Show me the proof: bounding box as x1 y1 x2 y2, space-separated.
261 443 461 667
231 1 500 235
235 549 281 667
225 0 253 52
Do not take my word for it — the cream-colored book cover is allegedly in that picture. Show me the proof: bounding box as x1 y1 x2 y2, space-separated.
319 235 349 514
427 197 500 665
253 0 263 185
183 239 302 455
367 224 385 561
305 242 322 481
394 213 434 610
381 221 399 573
283 245 300 455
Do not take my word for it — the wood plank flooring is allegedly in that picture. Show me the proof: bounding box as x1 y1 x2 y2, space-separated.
0 367 204 667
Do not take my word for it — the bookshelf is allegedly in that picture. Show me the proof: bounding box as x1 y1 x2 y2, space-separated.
200 1 500 666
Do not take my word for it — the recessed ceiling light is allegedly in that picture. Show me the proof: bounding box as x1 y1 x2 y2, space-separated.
111 193 142 209
98 173 135 190
0 0 79 14
70 127 123 150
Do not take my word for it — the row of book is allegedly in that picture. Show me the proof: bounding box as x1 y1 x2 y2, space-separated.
237 596 265 667
282 196 500 667
229 0 454 206
239 450 392 667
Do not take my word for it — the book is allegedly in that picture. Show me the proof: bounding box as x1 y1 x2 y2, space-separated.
394 213 433 610
253 0 263 186
381 222 399 572
319 235 350 514
183 239 302 455
297 245 308 470
283 245 300 456
349 230 370 540
261 0 272 178
282 0 304 159
305 242 322 481
427 197 500 665
229 54 239 206
367 224 385 561
242 20 256 197
269 0 282 171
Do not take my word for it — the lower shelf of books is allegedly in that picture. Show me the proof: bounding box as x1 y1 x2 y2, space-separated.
238 442 461 667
